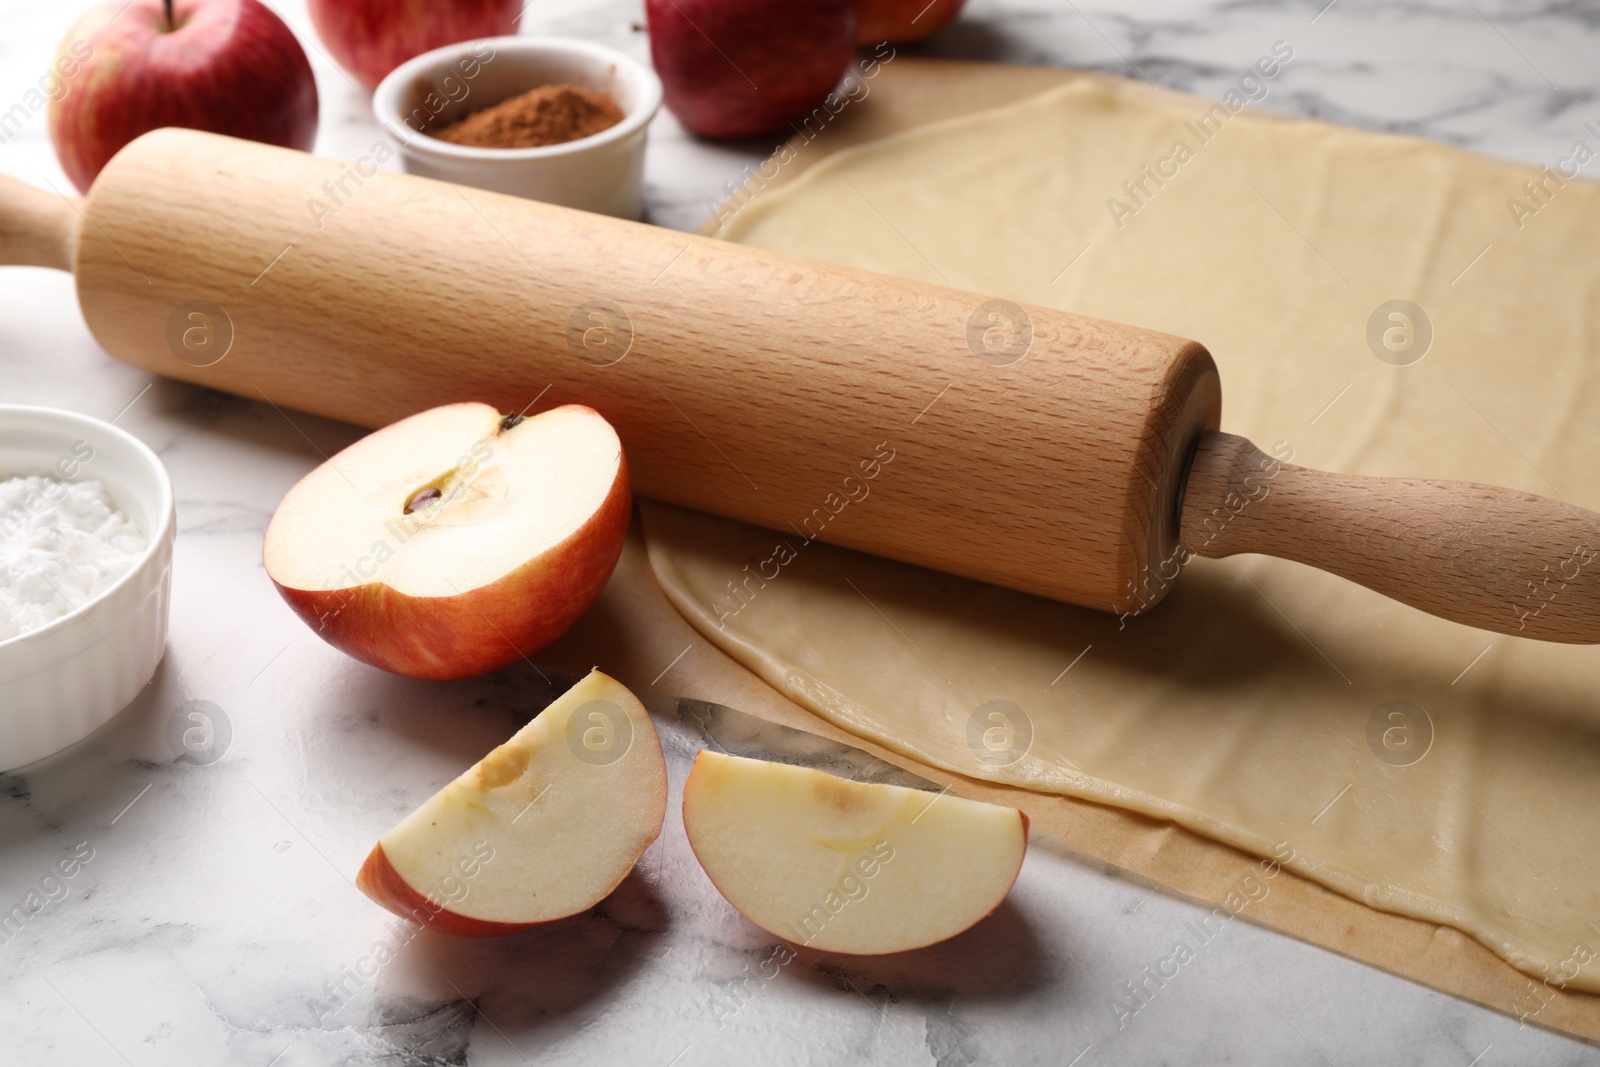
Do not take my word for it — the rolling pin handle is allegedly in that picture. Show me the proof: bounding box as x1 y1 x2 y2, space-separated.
0 171 79 272
1179 431 1600 643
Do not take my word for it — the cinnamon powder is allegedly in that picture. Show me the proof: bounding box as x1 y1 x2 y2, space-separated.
433 85 625 149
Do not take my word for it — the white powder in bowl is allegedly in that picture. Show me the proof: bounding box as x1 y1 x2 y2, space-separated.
0 476 147 641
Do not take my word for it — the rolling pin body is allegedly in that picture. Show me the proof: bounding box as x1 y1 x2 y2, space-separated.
9 129 1600 641
70 129 1218 615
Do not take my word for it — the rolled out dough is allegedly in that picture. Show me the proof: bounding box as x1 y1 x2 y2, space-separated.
644 80 1600 990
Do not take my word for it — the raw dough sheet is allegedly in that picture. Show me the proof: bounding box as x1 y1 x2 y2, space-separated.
642 76 1600 995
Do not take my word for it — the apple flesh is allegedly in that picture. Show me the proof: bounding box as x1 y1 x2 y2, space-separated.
682 751 1028 954
48 0 317 194
307 0 521 89
646 0 855 139
854 0 967 44
357 669 668 934
263 402 630 681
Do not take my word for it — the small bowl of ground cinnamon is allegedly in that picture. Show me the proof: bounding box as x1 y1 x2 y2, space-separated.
374 37 663 219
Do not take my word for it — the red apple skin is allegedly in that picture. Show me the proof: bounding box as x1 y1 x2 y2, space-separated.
854 0 966 44
48 0 317 194
271 445 631 682
646 0 855 139
307 0 520 90
356 843 542 936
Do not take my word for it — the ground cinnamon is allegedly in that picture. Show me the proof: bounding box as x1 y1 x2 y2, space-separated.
433 85 625 149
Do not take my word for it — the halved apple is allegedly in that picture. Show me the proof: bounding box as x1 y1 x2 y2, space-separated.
682 751 1028 954
263 401 629 681
356 669 667 935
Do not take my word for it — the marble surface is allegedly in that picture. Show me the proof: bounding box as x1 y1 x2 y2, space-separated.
3 0 1599 1063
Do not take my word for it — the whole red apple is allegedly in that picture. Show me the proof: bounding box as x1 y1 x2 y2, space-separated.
48 0 317 194
855 0 966 43
307 0 521 90
646 0 855 140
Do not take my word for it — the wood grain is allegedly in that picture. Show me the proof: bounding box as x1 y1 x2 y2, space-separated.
0 172 77 271
10 114 1600 643
71 127 1219 614
1182 431 1600 641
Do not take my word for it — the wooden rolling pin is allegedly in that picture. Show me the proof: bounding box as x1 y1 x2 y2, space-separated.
5 128 1599 642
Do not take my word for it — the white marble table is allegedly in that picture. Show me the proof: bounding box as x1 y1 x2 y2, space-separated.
3 0 1599 1063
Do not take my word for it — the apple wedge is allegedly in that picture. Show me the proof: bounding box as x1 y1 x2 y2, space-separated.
682 751 1028 954
263 402 629 681
356 669 667 935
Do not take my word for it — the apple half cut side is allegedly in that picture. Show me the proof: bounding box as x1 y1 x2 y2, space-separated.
263 402 630 681
356 669 668 935
682 751 1028 954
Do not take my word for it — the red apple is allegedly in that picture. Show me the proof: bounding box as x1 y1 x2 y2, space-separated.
263 402 631 681
646 0 855 140
357 669 669 934
307 0 521 90
48 0 317 194
854 0 966 43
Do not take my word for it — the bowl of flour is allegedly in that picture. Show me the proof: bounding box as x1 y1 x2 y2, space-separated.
0 405 175 772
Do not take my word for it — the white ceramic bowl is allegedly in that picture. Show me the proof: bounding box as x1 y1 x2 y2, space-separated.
374 36 663 220
0 406 175 772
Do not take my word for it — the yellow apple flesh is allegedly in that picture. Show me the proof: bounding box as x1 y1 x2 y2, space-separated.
356 669 667 934
682 751 1028 954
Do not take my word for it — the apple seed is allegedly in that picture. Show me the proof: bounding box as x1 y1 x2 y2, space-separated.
404 486 443 514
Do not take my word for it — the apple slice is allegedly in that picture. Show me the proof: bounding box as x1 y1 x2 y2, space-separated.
356 669 667 935
263 402 629 681
682 751 1028 954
